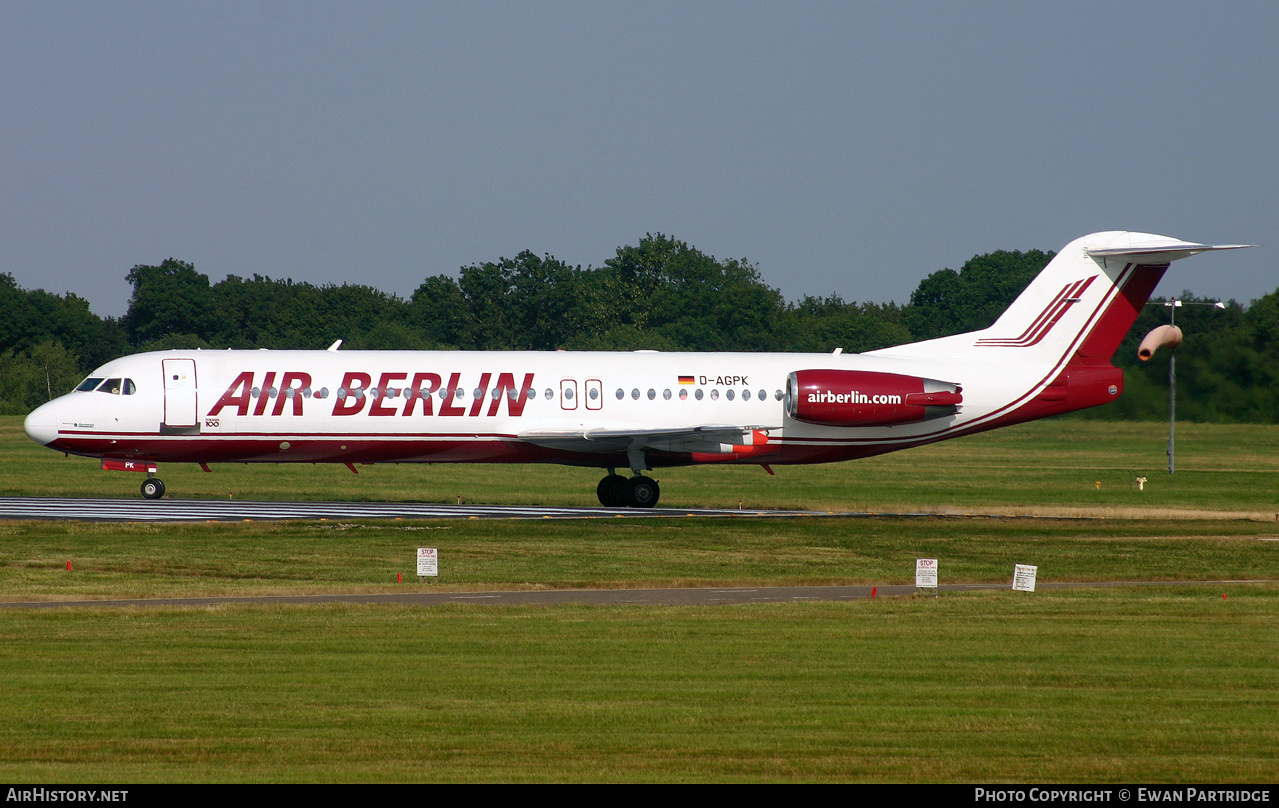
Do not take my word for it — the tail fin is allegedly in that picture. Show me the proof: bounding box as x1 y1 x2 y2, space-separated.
978 232 1250 365
872 231 1252 421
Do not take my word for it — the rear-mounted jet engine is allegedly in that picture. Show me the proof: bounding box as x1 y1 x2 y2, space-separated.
785 369 962 427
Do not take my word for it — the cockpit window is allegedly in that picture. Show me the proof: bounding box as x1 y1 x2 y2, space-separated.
76 377 104 392
94 378 136 395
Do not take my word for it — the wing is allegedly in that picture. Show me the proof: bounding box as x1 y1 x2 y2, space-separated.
519 424 778 455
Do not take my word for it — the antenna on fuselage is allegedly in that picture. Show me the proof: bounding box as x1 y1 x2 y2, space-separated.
327 340 343 352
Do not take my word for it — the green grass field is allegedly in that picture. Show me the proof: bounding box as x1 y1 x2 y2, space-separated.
1 416 1277 782
4 591 1277 783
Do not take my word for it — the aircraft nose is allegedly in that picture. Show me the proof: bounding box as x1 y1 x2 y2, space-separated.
23 400 59 446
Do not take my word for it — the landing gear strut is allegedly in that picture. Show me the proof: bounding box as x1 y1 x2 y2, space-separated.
140 477 165 500
596 473 660 508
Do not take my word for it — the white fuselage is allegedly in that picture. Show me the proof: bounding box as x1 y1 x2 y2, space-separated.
25 347 1023 468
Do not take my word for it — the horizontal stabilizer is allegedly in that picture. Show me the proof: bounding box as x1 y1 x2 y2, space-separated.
1085 234 1255 264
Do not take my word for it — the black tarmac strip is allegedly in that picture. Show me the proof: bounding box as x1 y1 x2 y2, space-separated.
2 580 1271 610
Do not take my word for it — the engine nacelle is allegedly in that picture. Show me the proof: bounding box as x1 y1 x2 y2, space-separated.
785 369 962 427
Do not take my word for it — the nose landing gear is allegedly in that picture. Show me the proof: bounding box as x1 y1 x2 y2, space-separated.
101 458 164 499
140 477 166 500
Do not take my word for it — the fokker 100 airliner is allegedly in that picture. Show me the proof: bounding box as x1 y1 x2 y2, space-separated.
24 231 1250 507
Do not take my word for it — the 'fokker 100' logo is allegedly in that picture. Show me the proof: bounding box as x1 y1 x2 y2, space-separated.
206 371 536 418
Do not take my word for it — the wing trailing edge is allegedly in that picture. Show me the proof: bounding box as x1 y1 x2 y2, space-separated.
520 425 778 454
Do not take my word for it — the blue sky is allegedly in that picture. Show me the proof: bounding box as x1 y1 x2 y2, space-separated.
3 1 1274 320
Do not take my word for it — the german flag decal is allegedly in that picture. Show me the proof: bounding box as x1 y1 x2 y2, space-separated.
678 376 695 385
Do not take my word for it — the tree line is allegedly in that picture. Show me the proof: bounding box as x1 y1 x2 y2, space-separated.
2 233 1276 422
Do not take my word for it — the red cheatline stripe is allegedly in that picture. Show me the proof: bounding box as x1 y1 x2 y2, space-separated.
976 275 1096 347
977 281 1074 345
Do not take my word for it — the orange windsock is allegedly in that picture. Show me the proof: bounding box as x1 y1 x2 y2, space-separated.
1138 325 1183 361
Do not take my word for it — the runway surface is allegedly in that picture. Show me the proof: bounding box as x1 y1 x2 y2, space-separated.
0 496 829 522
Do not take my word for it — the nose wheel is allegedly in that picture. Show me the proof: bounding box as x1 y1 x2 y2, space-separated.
597 474 660 508
140 477 166 500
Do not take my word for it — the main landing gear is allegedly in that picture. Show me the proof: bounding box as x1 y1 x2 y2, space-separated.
596 473 660 508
